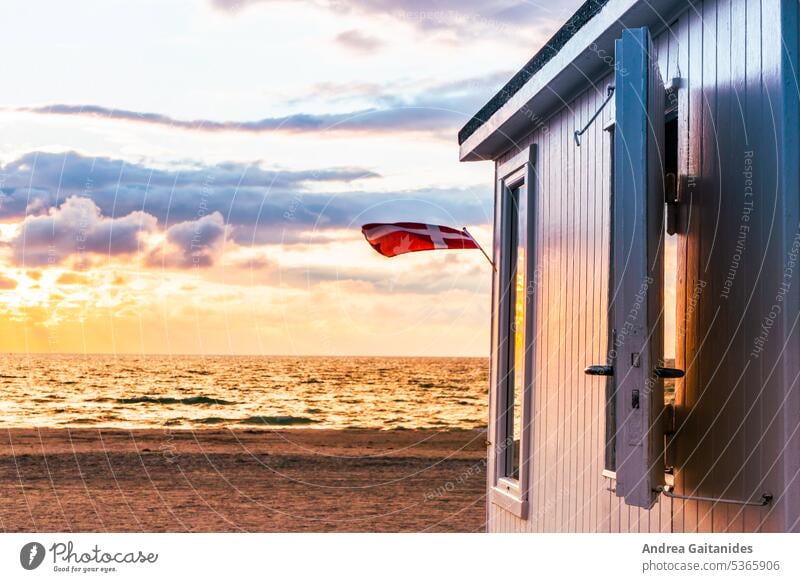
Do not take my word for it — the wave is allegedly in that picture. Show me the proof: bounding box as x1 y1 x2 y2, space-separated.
161 415 320 427
239 415 318 426
115 396 236 406
194 417 228 424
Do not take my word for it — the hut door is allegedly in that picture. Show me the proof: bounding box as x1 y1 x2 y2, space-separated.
611 26 666 509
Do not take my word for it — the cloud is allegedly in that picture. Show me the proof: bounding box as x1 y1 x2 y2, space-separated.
210 0 251 10
13 71 511 137
0 274 18 290
17 103 382 133
0 152 492 241
335 29 383 53
9 196 157 266
0 151 379 221
56 272 90 285
230 185 492 245
146 212 227 269
0 150 376 197
9 196 229 270
17 102 466 136
210 0 582 36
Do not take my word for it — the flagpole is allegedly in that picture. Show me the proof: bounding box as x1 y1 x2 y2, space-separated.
463 227 496 271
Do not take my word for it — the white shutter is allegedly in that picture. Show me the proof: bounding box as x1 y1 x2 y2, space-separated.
612 26 666 509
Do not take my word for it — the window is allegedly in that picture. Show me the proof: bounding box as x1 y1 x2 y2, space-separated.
663 115 679 478
663 116 679 406
490 144 536 518
504 183 526 481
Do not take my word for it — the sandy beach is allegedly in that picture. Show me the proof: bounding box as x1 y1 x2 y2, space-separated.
0 428 487 532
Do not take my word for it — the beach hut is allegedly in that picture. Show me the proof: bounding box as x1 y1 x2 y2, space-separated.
459 0 800 532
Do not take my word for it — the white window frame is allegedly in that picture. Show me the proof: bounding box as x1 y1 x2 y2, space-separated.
489 144 536 519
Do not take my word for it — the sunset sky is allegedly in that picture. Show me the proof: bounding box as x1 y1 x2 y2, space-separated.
0 0 583 356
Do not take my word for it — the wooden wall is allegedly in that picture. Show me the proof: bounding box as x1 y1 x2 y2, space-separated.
487 0 800 532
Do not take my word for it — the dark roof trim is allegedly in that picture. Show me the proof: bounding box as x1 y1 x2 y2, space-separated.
457 0 612 145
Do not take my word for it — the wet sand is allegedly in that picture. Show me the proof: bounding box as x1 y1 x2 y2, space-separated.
0 428 487 532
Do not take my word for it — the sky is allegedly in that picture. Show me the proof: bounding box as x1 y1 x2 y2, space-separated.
0 0 585 356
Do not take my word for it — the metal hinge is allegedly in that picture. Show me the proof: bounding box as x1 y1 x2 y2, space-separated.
665 172 679 235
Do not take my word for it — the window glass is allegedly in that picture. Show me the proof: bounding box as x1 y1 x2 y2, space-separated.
663 117 679 407
504 183 527 481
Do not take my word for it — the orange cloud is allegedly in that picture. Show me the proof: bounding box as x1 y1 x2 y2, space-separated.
56 272 90 285
0 274 18 290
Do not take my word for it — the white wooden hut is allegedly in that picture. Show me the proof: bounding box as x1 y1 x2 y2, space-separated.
459 0 800 532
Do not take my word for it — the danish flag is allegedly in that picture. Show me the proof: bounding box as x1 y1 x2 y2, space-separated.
361 222 481 258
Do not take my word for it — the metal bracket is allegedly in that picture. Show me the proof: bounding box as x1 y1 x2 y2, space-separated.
656 486 773 507
574 85 615 146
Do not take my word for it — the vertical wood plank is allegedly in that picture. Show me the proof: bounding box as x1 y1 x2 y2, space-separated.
677 0 707 534
741 0 763 534
712 0 732 534
724 0 748 533
601 91 614 533
566 96 578 532
543 112 555 533
586 84 599 533
672 8 691 534
570 93 581 532
757 0 787 534
782 0 800 535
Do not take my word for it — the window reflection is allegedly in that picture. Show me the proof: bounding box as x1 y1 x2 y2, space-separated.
505 183 526 481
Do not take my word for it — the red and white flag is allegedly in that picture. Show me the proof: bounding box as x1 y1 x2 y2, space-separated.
361 222 480 257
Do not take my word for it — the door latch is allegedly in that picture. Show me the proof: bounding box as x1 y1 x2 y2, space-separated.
584 365 614 376
654 367 685 378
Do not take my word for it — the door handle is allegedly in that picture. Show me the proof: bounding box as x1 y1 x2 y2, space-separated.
584 365 614 376
585 366 683 378
654 367 685 379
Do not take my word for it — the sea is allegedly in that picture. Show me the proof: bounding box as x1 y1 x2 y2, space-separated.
0 354 489 430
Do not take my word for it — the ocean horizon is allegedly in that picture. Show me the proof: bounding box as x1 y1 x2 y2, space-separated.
0 354 489 431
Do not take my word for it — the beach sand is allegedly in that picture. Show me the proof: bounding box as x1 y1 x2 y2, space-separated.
0 428 487 532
